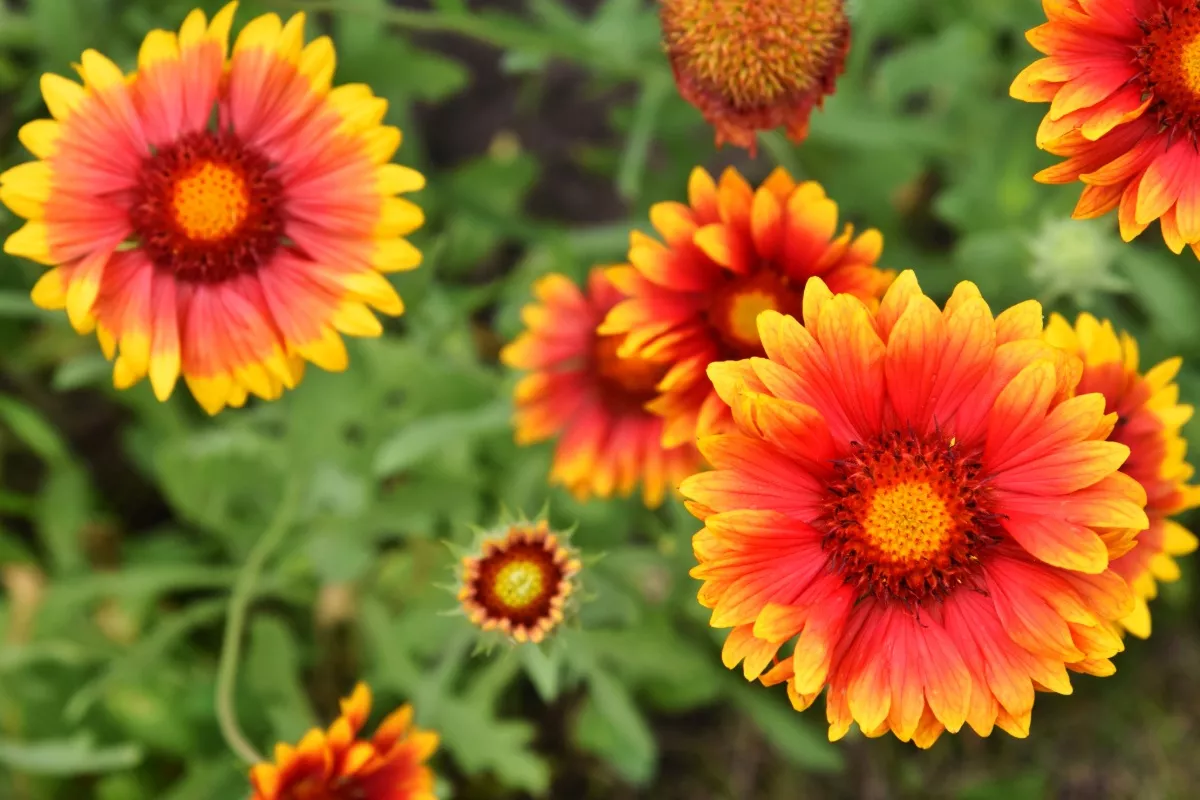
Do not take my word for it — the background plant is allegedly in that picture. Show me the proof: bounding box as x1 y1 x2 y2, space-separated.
0 0 1196 798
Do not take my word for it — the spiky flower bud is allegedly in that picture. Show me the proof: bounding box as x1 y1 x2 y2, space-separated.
456 518 581 645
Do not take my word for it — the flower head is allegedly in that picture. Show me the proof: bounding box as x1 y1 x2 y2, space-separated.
0 3 424 414
600 166 891 447
1011 0 1200 256
1027 217 1129 306
659 0 850 153
1044 312 1199 637
250 683 437 800
457 520 581 644
501 269 700 507
683 271 1148 747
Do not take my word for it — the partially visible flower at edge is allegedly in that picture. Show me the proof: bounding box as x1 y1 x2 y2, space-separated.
658 0 850 154
0 2 424 414
250 683 437 800
684 270 1148 747
1010 0 1200 257
501 268 700 507
600 165 891 448
1045 312 1200 637
457 519 582 644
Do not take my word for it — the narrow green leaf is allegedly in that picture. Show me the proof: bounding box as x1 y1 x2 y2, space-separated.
372 400 511 477
0 735 143 776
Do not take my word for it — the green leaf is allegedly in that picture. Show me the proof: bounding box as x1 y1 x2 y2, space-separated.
52 354 113 391
616 71 672 201
518 640 563 703
245 616 318 743
0 734 143 776
1123 249 1200 347
435 699 551 794
0 396 70 463
305 530 375 583
104 682 197 756
34 462 91 574
578 668 657 785
372 399 511 477
732 685 845 773
0 290 50 318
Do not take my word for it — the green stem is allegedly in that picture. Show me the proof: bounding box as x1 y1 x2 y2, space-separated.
214 476 305 765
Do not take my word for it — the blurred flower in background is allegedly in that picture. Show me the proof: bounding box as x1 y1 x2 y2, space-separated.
600 166 891 447
249 683 438 800
1044 312 1200 638
457 518 582 644
1011 0 1200 256
0 2 424 415
502 269 699 507
658 0 849 153
685 272 1147 746
1026 217 1129 307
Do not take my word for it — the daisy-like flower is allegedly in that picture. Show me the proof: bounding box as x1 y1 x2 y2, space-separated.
1010 0 1200 256
658 0 849 153
0 3 424 414
684 271 1148 747
501 268 700 507
457 520 581 644
1044 312 1199 637
600 166 891 448
250 683 437 800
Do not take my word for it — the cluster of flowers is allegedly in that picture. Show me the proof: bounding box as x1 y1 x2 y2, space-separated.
1 0 1198 796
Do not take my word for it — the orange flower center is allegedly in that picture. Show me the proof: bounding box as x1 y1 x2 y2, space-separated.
1139 5 1200 130
492 558 546 609
170 161 251 242
708 268 802 355
817 430 1001 606
860 481 956 563
131 130 284 283
660 0 848 107
592 333 667 411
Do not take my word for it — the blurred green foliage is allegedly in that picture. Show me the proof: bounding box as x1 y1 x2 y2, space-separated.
0 0 1197 798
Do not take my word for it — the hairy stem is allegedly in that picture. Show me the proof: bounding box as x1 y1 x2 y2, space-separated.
214 476 304 765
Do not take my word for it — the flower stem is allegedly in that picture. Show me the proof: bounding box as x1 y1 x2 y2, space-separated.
215 475 304 765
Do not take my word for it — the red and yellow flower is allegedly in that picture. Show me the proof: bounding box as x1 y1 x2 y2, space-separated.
0 3 424 414
600 166 891 448
684 271 1148 746
502 269 700 507
250 683 437 800
1044 312 1199 637
457 520 581 644
658 0 850 153
1011 0 1200 256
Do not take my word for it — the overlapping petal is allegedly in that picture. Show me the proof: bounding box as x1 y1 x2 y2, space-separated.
1044 312 1199 637
1011 0 1200 255
501 269 699 507
249 683 437 800
601 166 892 448
0 3 424 413
684 270 1145 746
